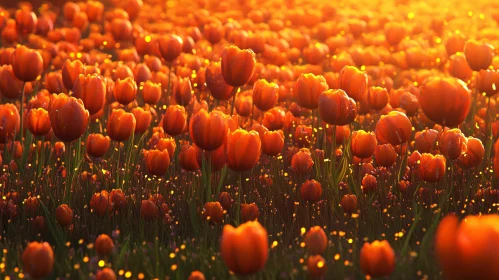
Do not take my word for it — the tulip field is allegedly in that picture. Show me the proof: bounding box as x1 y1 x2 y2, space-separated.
2 0 499 279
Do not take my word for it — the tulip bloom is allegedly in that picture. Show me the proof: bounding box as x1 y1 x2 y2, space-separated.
62 59 86 91
205 61 234 101
142 81 162 105
360 240 395 278
318 89 357 126
226 129 261 172
107 109 136 142
374 144 397 167
86 133 111 158
55 204 73 227
293 73 329 110
113 77 137 105
157 34 183 62
220 221 268 275
27 108 51 136
438 129 468 160
163 105 187 136
0 104 20 143
72 74 106 115
174 77 193 106
0 65 25 99
420 77 470 127
189 109 228 151
145 149 170 176
22 242 54 279
476 69 499 97
418 153 446 182
414 129 438 154
221 45 256 87
11 46 43 82
339 65 368 101
463 39 494 71
49 95 89 142
457 137 484 168
179 143 200 171
341 194 358 213
131 107 152 134
291 148 314 174
252 79 279 111
261 130 284 157
300 180 322 203
436 214 499 280
351 130 377 159
202 202 224 224
241 203 260 222
304 226 328 255
375 111 412 146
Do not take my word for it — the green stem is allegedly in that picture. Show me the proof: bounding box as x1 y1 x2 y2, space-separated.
230 87 238 116
236 172 242 226
116 142 121 190
19 82 25 143
63 142 72 204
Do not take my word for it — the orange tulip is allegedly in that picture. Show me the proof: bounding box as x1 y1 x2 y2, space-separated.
360 240 395 278
0 104 19 143
86 133 110 158
252 79 279 111
367 86 389 111
435 214 499 280
63 2 79 21
110 18 132 41
140 199 158 220
195 141 227 173
414 129 438 154
145 149 170 176
142 81 162 105
55 204 73 227
294 125 313 147
205 61 235 101
463 39 494 71
0 65 26 99
307 255 327 277
293 73 329 110
174 77 193 106
476 69 499 97
96 268 117 280
15 8 37 35
291 148 314 174
418 153 446 182
448 53 473 83
72 74 106 115
22 242 54 279
179 143 199 171
218 192 233 210
90 190 110 216
109 189 126 210
304 226 328 255
26 108 51 136
202 202 224 224
113 77 137 105
375 111 412 145
221 45 256 87
189 109 228 151
384 21 406 46
220 221 268 275
374 144 397 167
420 77 470 127
107 109 136 142
241 203 260 222
261 130 284 157
11 46 43 82
131 107 152 134
95 234 114 256
457 137 484 168
86 1 104 22
188 271 205 280
351 130 377 159
339 65 368 101
439 128 468 160
341 194 358 213
157 34 183 62
227 129 261 171
153 138 176 158
44 71 66 94
163 105 187 136
49 94 89 142
62 59 86 90
300 179 322 203
318 89 357 126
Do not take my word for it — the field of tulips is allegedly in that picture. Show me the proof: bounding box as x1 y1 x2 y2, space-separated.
1 0 499 279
